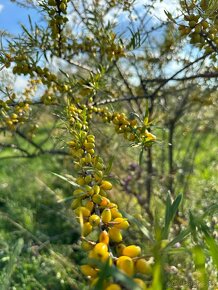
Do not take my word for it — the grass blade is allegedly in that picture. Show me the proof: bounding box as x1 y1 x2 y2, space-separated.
0 238 24 290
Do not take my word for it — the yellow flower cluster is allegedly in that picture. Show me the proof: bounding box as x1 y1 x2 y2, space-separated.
46 0 69 54
67 31 125 61
0 79 42 130
11 58 57 86
1 52 58 86
0 99 30 130
179 2 218 53
89 106 156 146
67 104 152 289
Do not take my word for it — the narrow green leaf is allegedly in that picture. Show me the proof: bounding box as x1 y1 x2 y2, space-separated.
110 265 142 290
93 259 111 290
188 211 198 241
28 15 33 31
57 194 85 203
163 194 183 239
0 238 24 290
104 156 114 175
92 261 141 290
123 211 153 241
21 24 33 40
202 203 218 218
52 172 80 187
59 69 70 79
164 228 190 250
205 235 218 269
164 10 177 24
171 194 183 220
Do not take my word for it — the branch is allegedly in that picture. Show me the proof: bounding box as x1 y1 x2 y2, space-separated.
0 149 70 160
0 127 70 159
114 62 143 113
150 53 211 99
94 53 212 106
142 72 218 82
0 142 30 156
15 129 44 153
64 58 95 74
201 32 218 53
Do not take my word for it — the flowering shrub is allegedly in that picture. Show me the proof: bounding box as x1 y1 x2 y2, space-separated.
0 0 217 289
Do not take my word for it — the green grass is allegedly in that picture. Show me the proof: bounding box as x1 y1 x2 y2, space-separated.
0 151 87 289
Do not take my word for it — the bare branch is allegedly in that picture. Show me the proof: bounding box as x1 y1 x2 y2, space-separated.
0 149 70 160
143 72 218 82
94 53 212 106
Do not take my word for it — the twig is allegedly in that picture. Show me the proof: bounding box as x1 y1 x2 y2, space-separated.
94 53 212 106
142 72 218 82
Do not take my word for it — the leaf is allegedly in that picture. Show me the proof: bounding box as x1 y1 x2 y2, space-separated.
189 213 199 244
162 194 183 239
20 24 34 40
89 259 141 290
93 259 111 290
112 269 142 290
171 194 183 220
28 15 33 31
127 27 147 50
59 69 70 79
122 211 153 241
163 193 171 238
163 195 171 238
143 116 149 126
202 203 218 218
205 235 218 269
164 228 190 251
57 195 84 203
0 238 24 290
52 172 80 187
202 0 218 16
104 156 114 176
129 112 141 121
43 51 49 62
164 10 176 24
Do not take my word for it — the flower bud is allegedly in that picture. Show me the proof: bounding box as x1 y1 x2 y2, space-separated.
135 258 152 275
123 245 141 258
133 278 147 289
113 217 129 230
82 222 92 236
89 214 101 226
111 208 122 218
99 230 109 245
93 242 108 259
100 180 113 190
105 284 122 290
108 227 122 243
80 265 98 278
117 256 134 276
101 208 112 223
